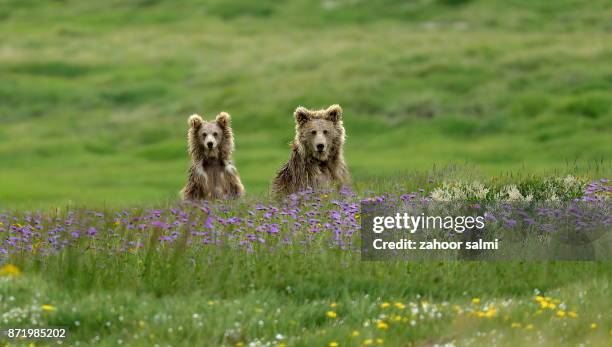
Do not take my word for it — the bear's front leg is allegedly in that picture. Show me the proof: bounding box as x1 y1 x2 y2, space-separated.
333 162 351 187
224 163 245 198
182 162 209 200
181 178 203 201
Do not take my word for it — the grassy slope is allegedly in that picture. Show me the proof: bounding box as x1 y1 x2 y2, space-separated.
0 0 611 208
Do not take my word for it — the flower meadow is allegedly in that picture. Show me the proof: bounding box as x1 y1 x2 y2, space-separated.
1 176 611 346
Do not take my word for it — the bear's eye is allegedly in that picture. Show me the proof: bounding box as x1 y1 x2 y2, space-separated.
202 132 207 137
323 130 328 134
311 130 316 135
213 132 218 137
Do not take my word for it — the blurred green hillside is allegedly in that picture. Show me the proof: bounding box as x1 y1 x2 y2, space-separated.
0 0 611 207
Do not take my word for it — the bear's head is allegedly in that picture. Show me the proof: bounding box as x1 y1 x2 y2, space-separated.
293 104 344 162
187 112 234 161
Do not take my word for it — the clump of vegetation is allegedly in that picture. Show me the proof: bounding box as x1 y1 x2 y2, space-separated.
430 175 595 202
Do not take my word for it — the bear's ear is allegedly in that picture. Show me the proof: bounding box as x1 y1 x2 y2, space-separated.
294 106 311 126
216 112 231 129
188 114 204 129
325 104 343 123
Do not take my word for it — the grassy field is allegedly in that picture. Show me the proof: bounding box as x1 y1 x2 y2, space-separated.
1 0 611 208
1 1 611 346
1 182 611 346
3 259 610 346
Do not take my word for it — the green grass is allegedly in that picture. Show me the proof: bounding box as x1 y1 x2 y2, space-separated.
0 3 611 344
1 175 610 345
3 201 611 347
1 0 611 208
2 263 611 346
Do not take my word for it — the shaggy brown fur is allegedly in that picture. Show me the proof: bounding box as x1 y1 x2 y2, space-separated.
272 104 350 195
181 112 245 200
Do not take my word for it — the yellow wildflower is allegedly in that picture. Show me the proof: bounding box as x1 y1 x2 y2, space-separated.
235 343 244 347
535 295 544 302
380 302 390 309
511 322 521 328
375 338 384 345
568 311 578 318
556 310 566 318
526 324 534 330
394 302 405 310
0 264 21 277
485 307 497 318
326 311 337 318
330 302 338 308
376 321 389 330
351 330 360 337
362 339 373 346
329 342 339 347
41 304 56 312
471 298 481 305
590 323 598 329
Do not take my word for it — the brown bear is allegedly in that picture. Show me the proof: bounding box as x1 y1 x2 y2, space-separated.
181 112 245 200
272 104 350 195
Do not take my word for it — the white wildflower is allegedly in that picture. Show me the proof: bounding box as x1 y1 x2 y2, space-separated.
506 185 524 201
431 187 450 202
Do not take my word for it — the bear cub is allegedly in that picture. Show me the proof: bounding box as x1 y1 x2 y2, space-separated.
273 104 350 195
181 112 245 200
